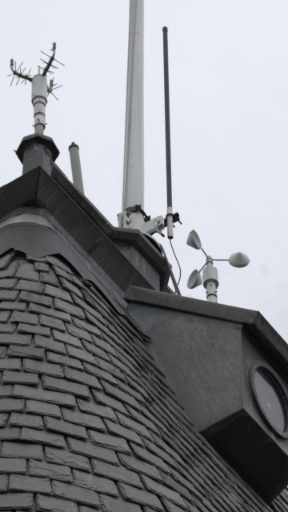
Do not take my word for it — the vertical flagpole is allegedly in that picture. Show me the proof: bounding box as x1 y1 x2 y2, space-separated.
120 0 145 229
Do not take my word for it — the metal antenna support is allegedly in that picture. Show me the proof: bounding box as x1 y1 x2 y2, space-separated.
186 229 250 303
9 43 64 134
69 143 84 194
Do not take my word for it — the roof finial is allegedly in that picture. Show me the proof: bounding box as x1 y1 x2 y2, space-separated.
9 43 64 135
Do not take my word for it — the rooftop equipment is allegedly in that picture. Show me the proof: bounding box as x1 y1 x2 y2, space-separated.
187 229 249 301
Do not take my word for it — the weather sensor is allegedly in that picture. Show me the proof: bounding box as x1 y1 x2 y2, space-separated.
186 230 249 302
9 43 64 135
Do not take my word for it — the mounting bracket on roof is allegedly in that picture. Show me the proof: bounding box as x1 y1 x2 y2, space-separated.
9 43 64 135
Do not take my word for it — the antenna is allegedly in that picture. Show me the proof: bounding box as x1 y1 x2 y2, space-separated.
186 229 250 302
9 43 64 134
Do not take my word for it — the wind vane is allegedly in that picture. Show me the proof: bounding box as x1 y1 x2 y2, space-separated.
8 43 64 135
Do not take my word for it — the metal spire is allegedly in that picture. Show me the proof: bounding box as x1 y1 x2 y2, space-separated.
120 0 145 229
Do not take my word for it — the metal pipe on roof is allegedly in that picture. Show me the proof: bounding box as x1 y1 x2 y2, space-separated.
69 142 84 194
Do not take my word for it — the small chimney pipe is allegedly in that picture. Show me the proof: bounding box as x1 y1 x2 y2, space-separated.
69 142 84 194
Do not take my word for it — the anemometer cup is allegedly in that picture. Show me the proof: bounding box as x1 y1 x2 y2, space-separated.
186 230 202 250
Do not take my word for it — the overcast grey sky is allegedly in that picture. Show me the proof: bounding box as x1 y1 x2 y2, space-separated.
1 1 288 340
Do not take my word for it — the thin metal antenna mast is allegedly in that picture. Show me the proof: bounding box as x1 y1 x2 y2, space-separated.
9 43 64 135
163 27 174 239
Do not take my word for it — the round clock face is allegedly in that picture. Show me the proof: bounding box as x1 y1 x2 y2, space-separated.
251 363 288 438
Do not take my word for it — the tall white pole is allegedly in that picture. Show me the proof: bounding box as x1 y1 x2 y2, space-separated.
121 0 145 229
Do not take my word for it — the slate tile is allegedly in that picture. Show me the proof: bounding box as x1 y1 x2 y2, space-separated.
79 507 103 512
52 480 101 508
0 359 21 371
53 265 72 280
52 329 83 348
0 278 17 289
8 345 45 360
116 412 152 439
64 366 102 390
45 446 91 472
66 345 96 364
60 277 83 298
0 398 24 412
141 476 188 509
23 358 64 378
3 370 39 386
118 482 164 511
62 408 106 432
42 375 90 398
0 384 13 397
12 384 76 407
11 311 38 326
73 469 118 496
17 323 50 337
82 341 110 361
54 297 85 318
0 491 33 509
0 311 11 322
160 473 191 502
0 457 26 473
26 399 61 418
21 426 66 447
0 413 9 426
100 495 142 512
0 427 20 440
40 270 59 286
2 441 43 459
29 460 73 482
0 323 16 333
88 430 131 454
67 437 119 465
105 419 143 446
0 300 26 311
34 262 50 272
46 256 73 273
44 284 72 303
0 473 8 491
0 346 7 358
0 333 32 346
40 314 65 331
91 335 117 356
29 303 71 322
119 453 163 481
73 317 101 337
0 251 15 270
130 444 171 473
47 351 83 370
35 335 66 355
101 381 142 410
0 290 19 301
15 280 44 293
0 261 18 279
83 362 117 385
44 416 87 439
36 493 78 512
117 381 145 403
19 290 53 307
92 459 143 488
126 406 159 434
16 262 40 281
77 398 117 421
67 323 92 342
92 391 128 414
10 412 43 429
143 439 178 469
9 474 51 494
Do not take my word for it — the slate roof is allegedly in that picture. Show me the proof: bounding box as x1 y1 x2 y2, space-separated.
0 249 286 511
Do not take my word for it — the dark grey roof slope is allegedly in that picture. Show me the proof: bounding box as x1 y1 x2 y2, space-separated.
0 250 287 511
